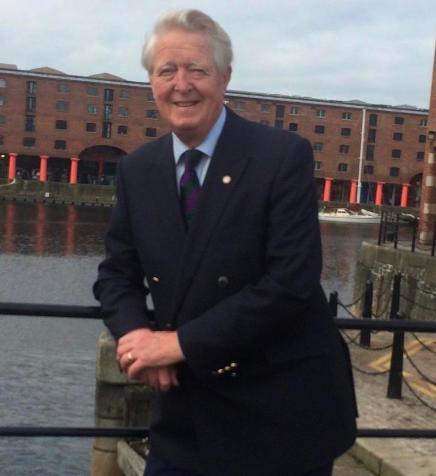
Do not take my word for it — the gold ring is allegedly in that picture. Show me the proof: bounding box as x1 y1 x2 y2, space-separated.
127 351 134 363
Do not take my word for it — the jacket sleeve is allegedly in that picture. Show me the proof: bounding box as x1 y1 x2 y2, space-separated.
93 159 151 340
177 137 324 375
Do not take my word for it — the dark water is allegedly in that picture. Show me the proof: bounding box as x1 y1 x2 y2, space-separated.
0 202 378 475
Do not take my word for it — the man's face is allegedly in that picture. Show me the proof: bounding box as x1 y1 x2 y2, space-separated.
150 29 231 148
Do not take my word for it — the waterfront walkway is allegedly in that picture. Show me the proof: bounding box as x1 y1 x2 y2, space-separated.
336 330 436 475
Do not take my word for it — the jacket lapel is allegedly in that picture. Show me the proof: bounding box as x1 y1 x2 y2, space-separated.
170 110 252 321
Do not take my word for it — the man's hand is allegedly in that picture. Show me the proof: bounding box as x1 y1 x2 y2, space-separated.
137 366 179 392
117 328 185 383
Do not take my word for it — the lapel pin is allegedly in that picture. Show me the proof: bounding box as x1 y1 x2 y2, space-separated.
222 175 232 184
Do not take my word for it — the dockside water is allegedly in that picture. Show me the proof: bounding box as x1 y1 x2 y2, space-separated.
0 202 378 475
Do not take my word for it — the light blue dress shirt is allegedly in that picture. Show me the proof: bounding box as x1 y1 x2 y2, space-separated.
172 107 227 192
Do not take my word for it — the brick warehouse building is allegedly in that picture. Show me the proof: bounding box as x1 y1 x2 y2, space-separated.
419 46 436 243
0 64 429 206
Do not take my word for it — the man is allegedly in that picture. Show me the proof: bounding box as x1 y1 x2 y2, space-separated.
94 9 357 476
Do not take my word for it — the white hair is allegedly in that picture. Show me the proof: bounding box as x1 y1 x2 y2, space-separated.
141 9 233 74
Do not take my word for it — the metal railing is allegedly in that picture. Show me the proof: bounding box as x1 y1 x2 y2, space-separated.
1 301 436 439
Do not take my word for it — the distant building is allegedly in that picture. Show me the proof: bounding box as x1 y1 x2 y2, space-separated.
0 64 428 206
419 47 436 243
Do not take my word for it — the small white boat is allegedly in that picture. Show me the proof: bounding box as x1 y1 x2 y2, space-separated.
318 208 380 224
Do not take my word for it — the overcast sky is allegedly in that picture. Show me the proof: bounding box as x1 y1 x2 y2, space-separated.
1 0 435 108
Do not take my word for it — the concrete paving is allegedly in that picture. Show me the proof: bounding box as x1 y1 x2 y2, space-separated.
344 330 436 475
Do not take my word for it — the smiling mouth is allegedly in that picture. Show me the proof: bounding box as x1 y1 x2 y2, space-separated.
174 101 199 107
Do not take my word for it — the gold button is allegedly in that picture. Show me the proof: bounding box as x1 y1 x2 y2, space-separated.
152 276 160 283
217 276 229 287
217 368 225 374
222 175 232 184
224 366 231 372
230 362 238 368
231 372 237 377
165 323 172 329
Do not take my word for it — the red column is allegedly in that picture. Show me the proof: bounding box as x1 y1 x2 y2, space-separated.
323 177 332 202
349 179 358 204
98 158 104 177
39 155 49 182
375 181 384 206
70 157 79 184
8 153 17 180
400 183 410 208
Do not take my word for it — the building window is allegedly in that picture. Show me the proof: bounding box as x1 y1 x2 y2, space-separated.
86 122 97 132
55 120 67 130
0 96 4 106
146 109 159 119
120 89 129 99
416 151 425 161
369 113 378 127
341 128 351 137
27 81 37 94
394 116 404 125
54 140 66 149
342 112 352 120
288 123 298 131
420 118 428 127
102 122 112 138
313 142 323 152
0 135 3 145
316 109 326 118
419 134 426 143
393 132 403 141
146 91 154 101
260 103 270 113
104 104 112 120
118 125 128 135
366 144 375 161
57 83 70 93
275 105 284 118
56 100 69 112
26 96 36 113
260 120 270 125
390 167 400 177
314 161 322 170
118 106 129 117
338 163 348 172
290 106 299 115
339 144 350 154
88 104 97 114
368 128 376 143
0 79 6 88
87 86 98 96
104 89 114 102
25 116 35 132
234 100 245 111
0 115 5 124
145 127 157 137
23 137 35 147
274 120 283 129
363 165 374 175
392 149 402 159
314 125 325 134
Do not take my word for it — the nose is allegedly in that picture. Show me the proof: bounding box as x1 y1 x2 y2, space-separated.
174 69 192 93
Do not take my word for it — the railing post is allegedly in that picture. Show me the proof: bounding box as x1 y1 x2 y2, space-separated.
387 312 405 399
378 210 385 246
389 273 402 321
394 214 400 249
329 291 338 317
411 217 418 252
359 280 373 347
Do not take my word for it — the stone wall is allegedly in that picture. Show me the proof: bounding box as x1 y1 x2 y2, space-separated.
353 241 436 321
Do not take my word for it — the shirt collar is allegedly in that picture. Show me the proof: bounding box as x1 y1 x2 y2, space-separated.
172 107 227 164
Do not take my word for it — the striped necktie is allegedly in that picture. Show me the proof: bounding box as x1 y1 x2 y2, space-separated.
180 149 203 228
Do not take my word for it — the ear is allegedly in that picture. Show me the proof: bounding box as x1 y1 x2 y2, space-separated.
223 66 232 89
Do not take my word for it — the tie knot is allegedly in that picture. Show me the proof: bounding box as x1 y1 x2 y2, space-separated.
181 149 203 171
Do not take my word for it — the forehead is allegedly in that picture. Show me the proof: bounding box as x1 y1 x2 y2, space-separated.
153 29 214 65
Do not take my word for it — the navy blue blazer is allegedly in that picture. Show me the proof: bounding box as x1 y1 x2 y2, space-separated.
94 108 357 475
